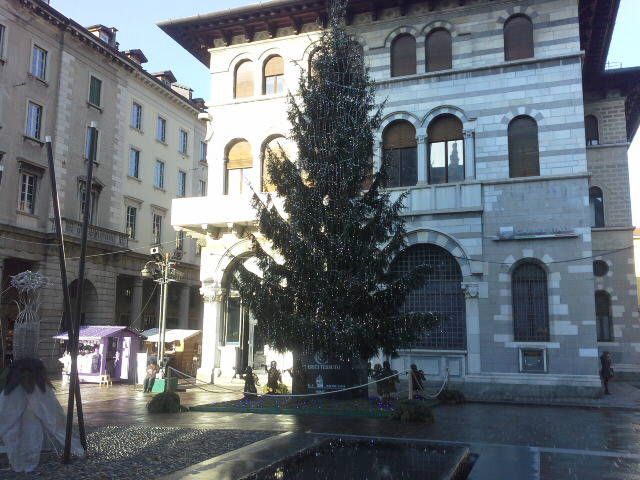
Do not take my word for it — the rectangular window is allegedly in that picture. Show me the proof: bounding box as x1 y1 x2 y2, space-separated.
199 141 207 162
25 101 43 139
428 140 464 184
225 297 241 343
84 127 99 160
18 173 37 214
154 160 165 188
177 170 186 197
79 187 98 225
179 129 188 154
156 117 166 142
176 230 185 250
199 180 207 197
519 348 547 373
129 148 140 178
131 102 142 129
152 213 162 244
88 76 102 106
30 45 47 79
0 25 6 58
126 206 137 239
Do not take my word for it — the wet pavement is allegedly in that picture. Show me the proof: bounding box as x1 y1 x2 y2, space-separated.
25 382 640 478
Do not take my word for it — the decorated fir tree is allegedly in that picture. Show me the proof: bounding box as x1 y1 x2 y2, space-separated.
236 2 437 369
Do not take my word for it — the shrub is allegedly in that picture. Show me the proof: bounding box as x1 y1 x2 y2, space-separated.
262 383 290 395
147 391 181 414
437 389 466 404
390 399 434 423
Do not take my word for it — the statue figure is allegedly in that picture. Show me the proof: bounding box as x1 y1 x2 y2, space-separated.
242 366 259 399
285 358 307 394
372 363 385 398
410 363 426 398
382 360 399 401
266 361 282 394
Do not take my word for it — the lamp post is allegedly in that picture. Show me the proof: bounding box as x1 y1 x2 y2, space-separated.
141 247 183 368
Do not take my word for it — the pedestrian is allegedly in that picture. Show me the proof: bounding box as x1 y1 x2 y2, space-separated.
144 361 159 393
600 351 614 395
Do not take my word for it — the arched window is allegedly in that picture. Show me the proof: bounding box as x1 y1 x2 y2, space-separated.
585 115 599 146
426 29 452 72
508 115 539 178
225 140 253 195
234 60 254 99
589 186 604 228
262 136 290 192
383 121 417 187
504 15 534 61
390 244 466 350
428 115 464 184
595 291 613 342
391 34 416 77
263 55 284 95
512 261 549 341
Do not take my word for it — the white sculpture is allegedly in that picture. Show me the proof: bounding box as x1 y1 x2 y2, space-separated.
0 271 85 472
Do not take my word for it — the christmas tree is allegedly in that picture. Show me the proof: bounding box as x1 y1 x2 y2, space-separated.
235 1 438 365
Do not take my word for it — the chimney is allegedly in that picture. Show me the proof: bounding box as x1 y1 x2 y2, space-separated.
123 49 148 65
87 25 118 48
171 84 193 100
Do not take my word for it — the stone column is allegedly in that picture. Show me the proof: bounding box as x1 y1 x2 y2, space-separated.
374 140 383 172
417 134 428 183
130 277 143 329
196 282 225 383
462 282 481 374
179 283 190 329
463 130 475 180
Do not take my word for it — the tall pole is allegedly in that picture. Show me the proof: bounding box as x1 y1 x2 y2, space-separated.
63 122 96 463
158 253 170 368
45 138 87 454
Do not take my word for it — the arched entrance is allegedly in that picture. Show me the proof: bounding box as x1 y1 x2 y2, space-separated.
68 279 98 325
391 243 466 350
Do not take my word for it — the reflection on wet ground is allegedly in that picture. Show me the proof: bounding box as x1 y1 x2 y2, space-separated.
55 383 640 479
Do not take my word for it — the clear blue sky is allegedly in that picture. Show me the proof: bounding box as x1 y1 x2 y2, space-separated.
52 0 640 225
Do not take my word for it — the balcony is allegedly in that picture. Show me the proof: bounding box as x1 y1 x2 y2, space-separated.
49 217 129 248
172 182 483 233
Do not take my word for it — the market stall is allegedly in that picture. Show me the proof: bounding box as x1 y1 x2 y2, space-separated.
53 326 144 383
141 328 201 376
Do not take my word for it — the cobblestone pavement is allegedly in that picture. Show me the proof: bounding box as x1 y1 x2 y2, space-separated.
2 381 640 479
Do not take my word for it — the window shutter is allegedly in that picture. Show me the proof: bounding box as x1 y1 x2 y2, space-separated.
264 56 284 77
428 114 462 142
262 138 288 192
227 141 253 169
235 61 254 98
426 29 452 72
508 116 539 178
391 34 416 77
383 121 416 149
504 15 534 61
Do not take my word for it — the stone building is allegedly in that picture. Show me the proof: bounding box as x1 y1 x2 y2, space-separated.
163 0 640 397
0 0 206 369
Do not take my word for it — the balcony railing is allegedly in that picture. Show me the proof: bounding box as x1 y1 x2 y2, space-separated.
49 217 129 248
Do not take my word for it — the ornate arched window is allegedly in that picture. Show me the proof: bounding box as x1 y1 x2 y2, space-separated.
595 290 613 342
390 244 466 350
508 115 539 178
263 55 284 95
585 115 599 146
234 60 254 99
426 29 452 72
589 186 604 228
512 261 549 341
225 140 253 195
383 121 417 187
262 136 290 192
428 115 464 184
504 15 534 61
391 34 416 77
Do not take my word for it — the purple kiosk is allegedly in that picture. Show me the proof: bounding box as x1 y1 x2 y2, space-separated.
54 326 144 383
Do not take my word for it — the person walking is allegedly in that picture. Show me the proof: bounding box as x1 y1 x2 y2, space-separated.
600 351 614 395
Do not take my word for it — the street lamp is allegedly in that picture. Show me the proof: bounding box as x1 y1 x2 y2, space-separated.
140 246 183 369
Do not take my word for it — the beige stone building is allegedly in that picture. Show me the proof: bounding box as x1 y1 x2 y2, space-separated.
0 0 206 370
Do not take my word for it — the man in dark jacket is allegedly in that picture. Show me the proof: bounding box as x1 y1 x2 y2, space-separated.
600 351 614 395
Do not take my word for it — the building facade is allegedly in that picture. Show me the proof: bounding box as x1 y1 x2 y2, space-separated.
164 0 640 397
0 0 206 369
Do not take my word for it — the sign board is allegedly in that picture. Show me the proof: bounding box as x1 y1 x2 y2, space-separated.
299 351 358 394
